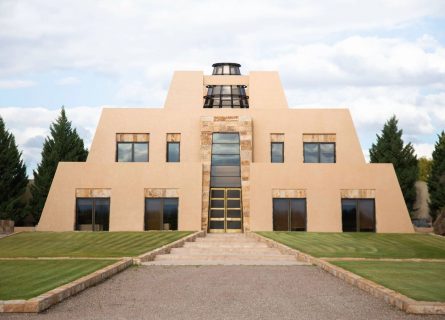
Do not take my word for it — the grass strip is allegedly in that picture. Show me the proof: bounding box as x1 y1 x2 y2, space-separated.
258 232 445 259
0 231 192 258
331 260 445 302
0 259 116 300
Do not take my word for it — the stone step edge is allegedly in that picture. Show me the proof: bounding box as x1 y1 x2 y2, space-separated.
155 254 296 261
143 260 310 266
134 230 206 264
246 232 445 315
170 246 280 252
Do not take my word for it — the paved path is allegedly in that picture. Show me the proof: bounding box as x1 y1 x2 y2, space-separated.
2 265 444 320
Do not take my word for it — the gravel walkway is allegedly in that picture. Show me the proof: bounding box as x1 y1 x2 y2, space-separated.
2 265 444 320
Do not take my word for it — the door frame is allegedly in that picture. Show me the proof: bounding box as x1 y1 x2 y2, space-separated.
209 187 243 233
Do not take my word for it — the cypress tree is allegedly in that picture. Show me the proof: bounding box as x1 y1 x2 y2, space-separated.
428 131 445 220
30 107 88 223
0 116 28 222
369 116 418 213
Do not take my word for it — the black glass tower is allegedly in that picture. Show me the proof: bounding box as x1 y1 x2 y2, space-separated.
204 63 249 108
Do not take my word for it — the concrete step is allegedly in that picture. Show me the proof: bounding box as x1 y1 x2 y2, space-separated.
143 260 310 266
183 242 269 249
144 234 306 266
170 247 281 255
194 238 258 243
155 254 296 261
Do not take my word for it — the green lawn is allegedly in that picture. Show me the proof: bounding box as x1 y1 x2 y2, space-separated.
0 259 116 300
258 232 445 259
0 231 192 258
332 261 445 302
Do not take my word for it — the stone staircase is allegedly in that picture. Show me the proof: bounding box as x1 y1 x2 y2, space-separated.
143 233 309 266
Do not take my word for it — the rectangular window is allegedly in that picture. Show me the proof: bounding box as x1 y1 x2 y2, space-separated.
304 143 335 163
145 198 179 231
167 142 180 162
211 133 241 188
271 142 284 163
273 198 306 231
76 198 110 231
341 199 375 232
116 142 148 162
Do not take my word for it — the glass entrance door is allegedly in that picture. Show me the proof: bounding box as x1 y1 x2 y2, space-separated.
209 187 242 233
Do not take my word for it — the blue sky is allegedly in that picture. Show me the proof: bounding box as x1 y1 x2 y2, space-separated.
0 0 444 176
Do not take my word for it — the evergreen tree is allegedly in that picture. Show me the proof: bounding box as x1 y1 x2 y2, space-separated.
369 116 418 213
428 131 445 220
30 107 88 223
0 117 28 221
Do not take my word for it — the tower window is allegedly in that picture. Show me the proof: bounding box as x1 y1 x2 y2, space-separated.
212 62 241 75
204 85 249 108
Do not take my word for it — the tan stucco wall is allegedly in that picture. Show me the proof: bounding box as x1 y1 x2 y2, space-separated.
250 163 413 233
37 70 414 233
37 162 202 231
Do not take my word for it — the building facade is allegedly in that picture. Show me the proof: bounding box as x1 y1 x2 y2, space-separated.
37 63 414 233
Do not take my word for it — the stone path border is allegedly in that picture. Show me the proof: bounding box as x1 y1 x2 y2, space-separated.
247 232 445 315
0 231 22 239
0 258 132 313
0 230 205 313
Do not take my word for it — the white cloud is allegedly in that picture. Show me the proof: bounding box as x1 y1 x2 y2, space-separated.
0 80 35 89
413 143 435 159
0 0 444 78
0 1 444 174
56 76 80 86
115 81 167 105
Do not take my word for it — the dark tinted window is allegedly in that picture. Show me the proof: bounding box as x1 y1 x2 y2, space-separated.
273 199 289 231
163 198 179 230
342 199 375 232
76 198 110 231
167 142 180 162
145 198 162 230
359 199 375 232
227 189 241 198
76 199 93 231
271 142 284 163
290 199 306 231
342 200 357 232
204 85 249 108
145 198 179 231
94 199 110 231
